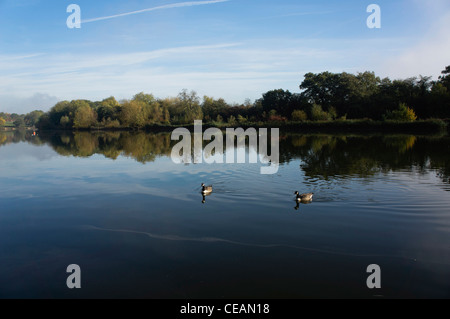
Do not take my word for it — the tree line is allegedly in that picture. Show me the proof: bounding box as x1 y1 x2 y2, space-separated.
1 66 449 130
0 111 44 128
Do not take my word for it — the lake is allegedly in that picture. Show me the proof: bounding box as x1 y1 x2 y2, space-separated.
0 130 449 298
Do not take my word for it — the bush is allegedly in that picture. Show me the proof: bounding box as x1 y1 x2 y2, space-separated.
237 114 247 124
383 103 417 122
291 110 308 121
102 117 121 128
311 104 331 121
227 115 237 125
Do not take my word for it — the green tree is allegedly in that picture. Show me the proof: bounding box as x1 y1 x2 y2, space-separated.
300 72 341 109
73 103 97 129
24 110 44 127
60 116 70 128
430 82 450 118
13 118 26 128
0 117 5 126
47 101 72 128
202 96 228 122
260 89 294 117
97 97 120 123
438 65 450 91
177 89 203 123
300 71 381 118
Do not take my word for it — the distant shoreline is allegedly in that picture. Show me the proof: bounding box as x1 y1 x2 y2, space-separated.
28 119 449 135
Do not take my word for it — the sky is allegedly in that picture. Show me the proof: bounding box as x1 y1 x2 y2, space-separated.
0 0 449 113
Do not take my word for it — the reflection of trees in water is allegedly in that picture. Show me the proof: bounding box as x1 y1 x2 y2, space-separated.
282 134 450 187
73 132 99 157
382 136 417 154
285 135 380 180
1 130 449 187
39 131 173 163
0 130 45 146
121 133 172 163
0 133 6 145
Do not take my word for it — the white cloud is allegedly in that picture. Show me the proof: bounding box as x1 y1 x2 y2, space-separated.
82 0 230 24
0 37 413 106
0 93 59 114
0 41 336 103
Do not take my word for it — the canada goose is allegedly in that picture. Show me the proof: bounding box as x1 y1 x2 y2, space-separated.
294 191 314 202
201 183 213 194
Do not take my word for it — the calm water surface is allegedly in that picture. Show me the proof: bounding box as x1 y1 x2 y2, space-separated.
0 130 449 298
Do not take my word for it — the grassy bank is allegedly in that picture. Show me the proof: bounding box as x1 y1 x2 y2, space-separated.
1 122 15 127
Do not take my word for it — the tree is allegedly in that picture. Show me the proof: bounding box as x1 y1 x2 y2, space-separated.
202 96 229 122
24 110 44 127
0 117 5 126
237 114 247 124
73 103 97 129
177 89 203 123
300 71 381 118
13 118 26 128
311 104 331 121
132 92 163 124
300 72 341 109
133 92 156 105
260 89 294 117
383 103 417 122
45 100 92 128
97 97 120 122
292 110 308 121
60 116 70 128
438 65 450 91
120 100 147 128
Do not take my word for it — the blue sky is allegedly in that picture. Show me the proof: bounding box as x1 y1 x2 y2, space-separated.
1 0 449 113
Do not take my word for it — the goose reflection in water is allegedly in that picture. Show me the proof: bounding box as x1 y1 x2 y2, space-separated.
202 193 212 204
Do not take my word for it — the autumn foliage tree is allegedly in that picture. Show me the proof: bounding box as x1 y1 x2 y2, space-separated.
73 102 97 129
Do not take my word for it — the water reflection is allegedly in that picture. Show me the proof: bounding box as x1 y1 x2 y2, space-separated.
202 193 212 204
1 129 450 298
1 130 449 187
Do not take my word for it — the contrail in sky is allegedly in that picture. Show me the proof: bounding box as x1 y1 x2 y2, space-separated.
82 0 229 24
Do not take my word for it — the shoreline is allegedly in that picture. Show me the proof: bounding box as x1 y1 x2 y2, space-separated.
32 119 449 135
